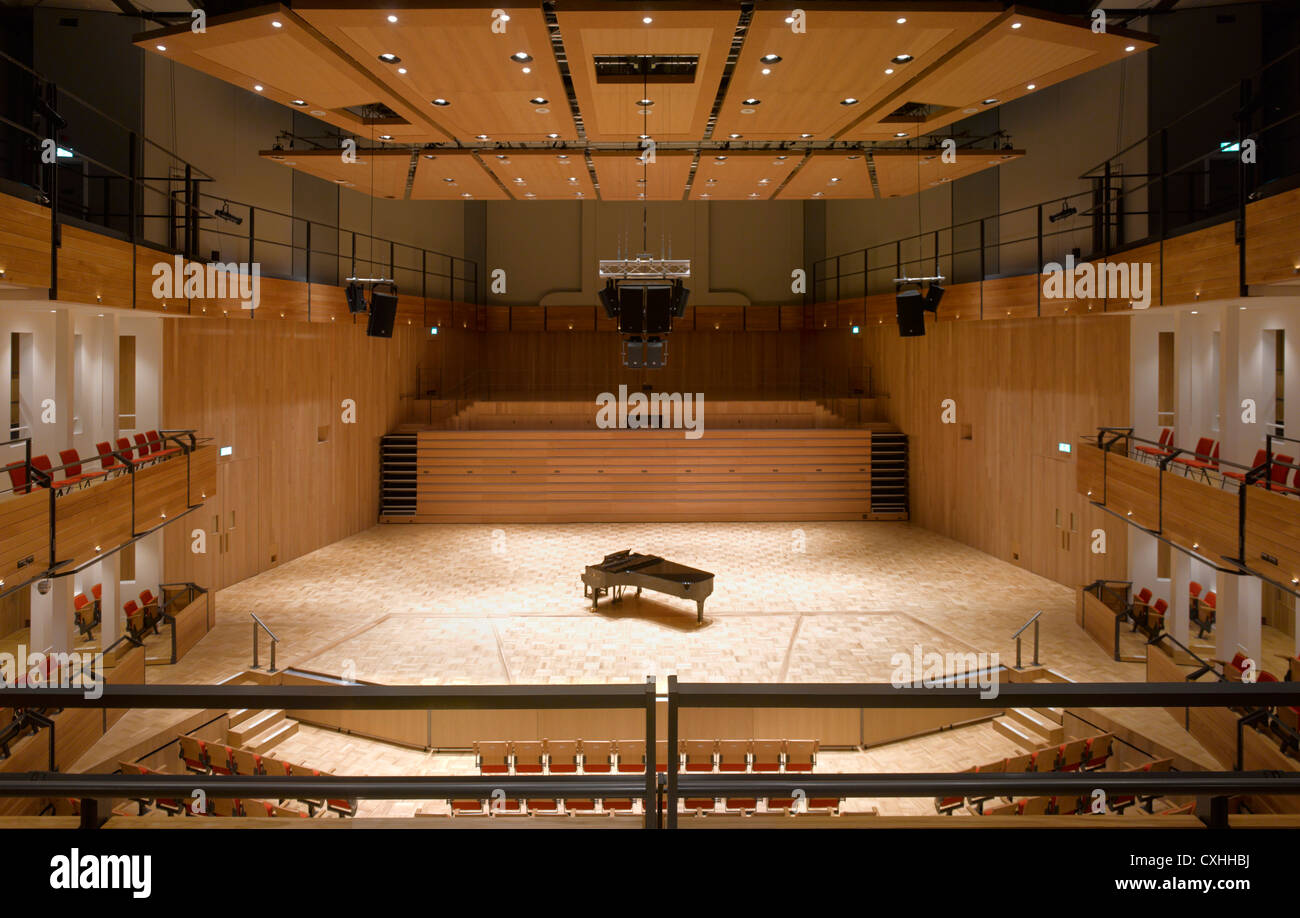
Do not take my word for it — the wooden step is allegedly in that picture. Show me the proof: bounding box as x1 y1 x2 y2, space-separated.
243 718 299 754
229 709 287 747
992 716 1044 751
227 708 259 729
1033 706 1065 725
1008 707 1064 744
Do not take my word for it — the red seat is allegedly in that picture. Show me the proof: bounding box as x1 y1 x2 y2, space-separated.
1134 428 1174 462
133 433 151 463
1222 449 1266 487
57 448 102 488
29 454 54 488
95 441 122 475
1262 454 1297 494
1172 437 1218 480
146 429 181 459
4 461 31 495
116 437 150 468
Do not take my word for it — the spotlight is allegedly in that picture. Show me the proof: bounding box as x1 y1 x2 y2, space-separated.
1048 203 1078 223
214 202 242 225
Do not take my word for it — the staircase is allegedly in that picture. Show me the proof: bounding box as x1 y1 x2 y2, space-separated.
227 707 299 753
993 667 1071 750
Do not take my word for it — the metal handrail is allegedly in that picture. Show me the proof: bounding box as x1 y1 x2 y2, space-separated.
249 613 279 673
1011 611 1042 669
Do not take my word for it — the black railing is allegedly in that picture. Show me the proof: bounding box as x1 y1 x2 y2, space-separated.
0 49 479 308
813 42 1300 304
4 679 1300 828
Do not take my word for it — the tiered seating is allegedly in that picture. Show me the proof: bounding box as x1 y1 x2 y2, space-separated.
458 737 843 817
937 734 1114 815
1129 587 1167 638
174 732 355 818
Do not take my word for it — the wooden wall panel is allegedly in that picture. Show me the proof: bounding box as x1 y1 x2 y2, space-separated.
745 307 780 332
308 282 352 324
0 491 50 592
0 194 52 290
980 274 1038 320
52 475 133 572
161 318 422 590
57 226 133 309
1160 472 1239 566
1243 488 1300 586
936 281 981 322
1246 187 1300 286
1162 222 1238 305
545 305 594 332
696 305 745 332
511 306 545 332
863 316 1130 587
133 456 191 531
259 276 311 322
1098 452 1162 532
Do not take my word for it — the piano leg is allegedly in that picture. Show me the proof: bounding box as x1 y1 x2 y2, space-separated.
696 600 704 624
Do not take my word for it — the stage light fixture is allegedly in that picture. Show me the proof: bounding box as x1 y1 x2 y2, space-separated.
1048 203 1078 223
214 202 242 225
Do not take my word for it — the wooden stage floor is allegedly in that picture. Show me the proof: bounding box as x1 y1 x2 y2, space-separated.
73 521 1218 773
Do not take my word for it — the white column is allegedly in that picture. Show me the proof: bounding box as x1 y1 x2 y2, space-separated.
29 577 72 656
51 308 75 454
1218 303 1248 467
1169 550 1191 646
99 554 121 648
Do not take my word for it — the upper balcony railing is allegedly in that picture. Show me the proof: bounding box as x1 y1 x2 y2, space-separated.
1077 427 1300 596
0 431 215 598
813 42 1300 303
0 49 478 307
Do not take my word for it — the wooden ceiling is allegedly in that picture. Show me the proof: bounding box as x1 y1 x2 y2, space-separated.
873 147 1025 197
590 151 694 201
689 150 801 201
142 3 1157 201
260 148 415 197
555 2 739 142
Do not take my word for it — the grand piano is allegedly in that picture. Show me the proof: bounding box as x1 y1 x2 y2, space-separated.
582 550 714 624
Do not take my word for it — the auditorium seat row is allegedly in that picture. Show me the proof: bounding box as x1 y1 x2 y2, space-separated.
3 430 179 497
176 734 355 817
443 794 846 818
935 734 1114 814
474 737 817 775
945 756 1174 817
117 762 307 818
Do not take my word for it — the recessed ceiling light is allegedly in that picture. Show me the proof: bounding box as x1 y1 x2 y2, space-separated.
729 133 742 139
522 67 531 74
524 192 536 198
512 52 532 62
800 133 813 138
1026 83 1036 90
310 109 326 116
829 177 840 183
699 193 711 198
531 97 548 104
443 177 456 183
897 17 907 24
884 68 894 75
155 44 166 52
426 154 438 160
476 134 489 140
761 53 781 63
891 54 913 64
758 178 770 184
761 68 771 75
748 192 760 198
547 132 560 139
513 178 525 184
776 155 787 160
432 98 450 106
1125 45 1136 52
846 155 860 160
379 134 393 140
812 191 824 197
840 97 858 105
963 107 979 114
397 67 407 74
271 20 282 28
643 16 653 24
784 16 794 23
568 176 578 182
253 84 263 92
981 98 998 105
387 15 398 23
557 154 569 159
715 155 727 161
894 132 907 138
636 98 654 106
742 98 761 105
379 53 401 64
1011 21 1022 29
461 192 472 198
291 99 307 106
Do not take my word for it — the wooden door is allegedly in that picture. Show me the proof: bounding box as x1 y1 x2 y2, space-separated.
217 457 260 588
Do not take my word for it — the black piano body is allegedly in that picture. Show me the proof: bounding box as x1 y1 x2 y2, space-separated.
582 550 714 624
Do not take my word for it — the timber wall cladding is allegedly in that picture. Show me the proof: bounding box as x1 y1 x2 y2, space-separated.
161 318 422 590
862 315 1131 588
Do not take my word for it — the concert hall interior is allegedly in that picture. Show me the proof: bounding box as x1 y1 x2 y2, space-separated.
2 0 1300 836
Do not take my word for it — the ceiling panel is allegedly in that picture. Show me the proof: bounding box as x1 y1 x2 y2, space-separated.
688 151 801 201
873 147 1025 198
841 8 1157 141
591 151 693 201
259 148 414 198
776 152 873 200
410 151 509 200
480 150 597 200
295 2 577 142
714 2 1000 142
557 2 739 142
135 5 448 143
